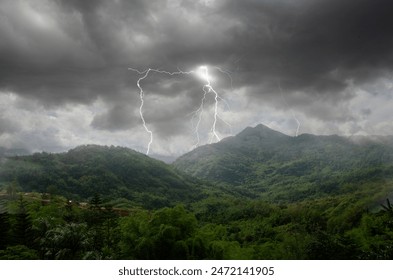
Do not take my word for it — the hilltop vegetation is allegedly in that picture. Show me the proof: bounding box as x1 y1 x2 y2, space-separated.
174 124 393 202
0 145 206 209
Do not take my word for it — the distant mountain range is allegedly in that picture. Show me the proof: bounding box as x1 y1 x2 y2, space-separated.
1 124 393 206
173 124 393 202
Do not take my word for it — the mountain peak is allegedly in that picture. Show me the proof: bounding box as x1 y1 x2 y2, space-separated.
237 124 289 140
255 123 273 130
174 123 393 201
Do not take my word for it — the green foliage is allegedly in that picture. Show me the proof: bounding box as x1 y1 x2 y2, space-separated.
0 245 38 260
6 180 20 200
0 145 206 209
0 212 10 249
174 124 393 203
41 222 91 259
381 198 393 214
0 189 392 259
119 205 197 259
12 196 34 246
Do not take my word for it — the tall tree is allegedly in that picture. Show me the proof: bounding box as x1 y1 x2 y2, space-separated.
13 196 33 246
6 180 19 200
0 212 10 250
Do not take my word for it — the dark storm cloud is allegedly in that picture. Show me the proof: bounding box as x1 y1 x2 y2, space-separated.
219 0 393 93
1 0 393 135
90 103 139 131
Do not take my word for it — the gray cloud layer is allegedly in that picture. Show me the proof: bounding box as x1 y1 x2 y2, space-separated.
1 0 393 154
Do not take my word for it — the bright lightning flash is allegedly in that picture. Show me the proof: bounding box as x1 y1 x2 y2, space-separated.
199 66 221 143
129 66 231 154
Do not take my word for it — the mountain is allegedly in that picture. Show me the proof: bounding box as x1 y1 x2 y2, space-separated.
174 124 393 202
0 145 206 209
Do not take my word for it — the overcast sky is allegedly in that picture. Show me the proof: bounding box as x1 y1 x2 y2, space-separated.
1 0 393 157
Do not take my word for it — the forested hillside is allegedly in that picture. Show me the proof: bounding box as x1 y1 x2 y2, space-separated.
174 124 393 202
0 145 206 209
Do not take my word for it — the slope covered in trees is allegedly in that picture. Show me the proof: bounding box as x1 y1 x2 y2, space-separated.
174 124 393 202
0 145 206 209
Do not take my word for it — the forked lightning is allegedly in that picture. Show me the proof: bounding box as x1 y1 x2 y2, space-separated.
129 66 231 154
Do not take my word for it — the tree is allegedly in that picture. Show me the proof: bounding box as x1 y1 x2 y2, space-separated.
12 196 33 247
90 193 102 211
0 212 10 250
381 198 393 217
6 180 19 200
41 223 91 260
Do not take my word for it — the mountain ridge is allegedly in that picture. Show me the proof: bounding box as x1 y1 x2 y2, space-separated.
2 125 393 205
0 144 206 209
173 124 393 202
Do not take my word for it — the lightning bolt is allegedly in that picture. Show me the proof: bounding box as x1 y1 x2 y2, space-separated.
190 66 232 148
129 65 231 154
189 85 208 149
213 66 233 134
128 67 193 154
199 66 221 143
277 79 301 137
134 69 153 155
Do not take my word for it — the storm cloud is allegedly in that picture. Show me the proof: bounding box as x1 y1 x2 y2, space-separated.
1 0 393 156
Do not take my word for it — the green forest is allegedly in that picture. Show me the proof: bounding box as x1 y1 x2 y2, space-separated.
1 125 393 259
1 190 393 260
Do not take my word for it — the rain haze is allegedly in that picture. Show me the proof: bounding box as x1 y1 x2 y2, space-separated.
1 0 393 159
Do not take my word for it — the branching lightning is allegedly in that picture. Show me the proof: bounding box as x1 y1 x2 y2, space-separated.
213 66 233 134
277 79 301 137
189 66 233 148
198 66 221 144
129 65 231 154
